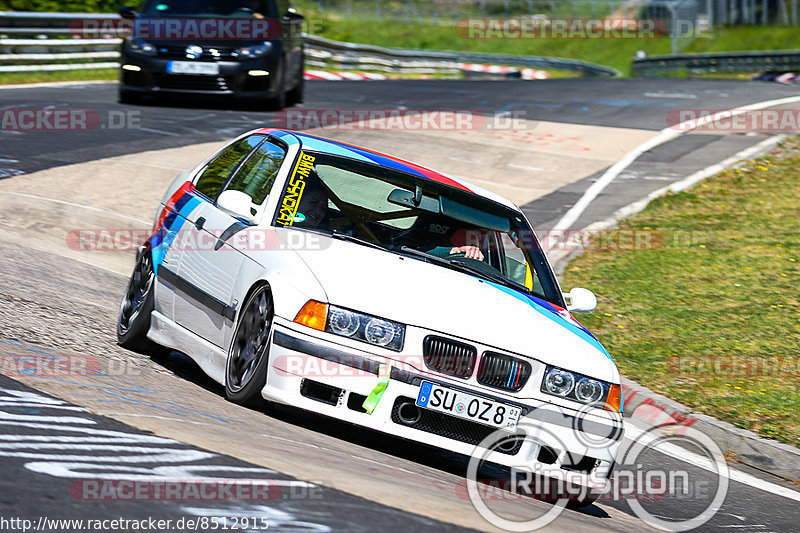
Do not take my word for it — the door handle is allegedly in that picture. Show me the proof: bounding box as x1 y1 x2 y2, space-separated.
195 217 205 230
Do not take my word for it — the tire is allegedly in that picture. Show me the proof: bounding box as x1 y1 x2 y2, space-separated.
225 285 273 406
286 53 305 106
117 246 158 352
265 60 286 111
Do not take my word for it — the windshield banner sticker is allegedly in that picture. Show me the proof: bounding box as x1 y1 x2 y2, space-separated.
276 152 316 227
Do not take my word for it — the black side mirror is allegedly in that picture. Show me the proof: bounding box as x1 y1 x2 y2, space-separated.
283 8 304 20
119 6 138 19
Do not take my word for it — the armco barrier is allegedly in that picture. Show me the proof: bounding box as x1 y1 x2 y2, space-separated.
633 49 800 76
0 11 618 77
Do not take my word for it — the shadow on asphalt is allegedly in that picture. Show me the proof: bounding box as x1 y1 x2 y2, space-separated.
141 347 612 520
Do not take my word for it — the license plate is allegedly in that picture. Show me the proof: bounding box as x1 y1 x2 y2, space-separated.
416 381 521 429
167 61 220 75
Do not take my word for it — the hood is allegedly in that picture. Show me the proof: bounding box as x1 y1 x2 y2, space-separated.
291 236 618 383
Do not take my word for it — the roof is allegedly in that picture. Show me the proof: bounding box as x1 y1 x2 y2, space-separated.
257 128 519 211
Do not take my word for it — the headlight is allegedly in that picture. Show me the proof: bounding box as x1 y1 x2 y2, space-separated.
325 305 405 351
541 365 618 410
328 307 359 337
543 368 575 397
126 39 157 56
575 377 605 404
234 42 273 59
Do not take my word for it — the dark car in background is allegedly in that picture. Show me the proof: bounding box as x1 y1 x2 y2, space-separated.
118 0 304 109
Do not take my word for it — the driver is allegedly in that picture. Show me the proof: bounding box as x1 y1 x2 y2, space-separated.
294 172 330 230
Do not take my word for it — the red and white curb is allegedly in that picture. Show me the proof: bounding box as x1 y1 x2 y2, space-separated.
304 70 387 81
304 65 550 81
461 63 550 80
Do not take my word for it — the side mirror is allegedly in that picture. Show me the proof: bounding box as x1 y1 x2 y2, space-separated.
119 6 138 19
217 190 259 225
284 8 304 19
564 287 597 314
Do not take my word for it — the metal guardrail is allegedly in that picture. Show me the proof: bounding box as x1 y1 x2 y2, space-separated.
0 11 618 77
632 49 800 76
302 34 620 76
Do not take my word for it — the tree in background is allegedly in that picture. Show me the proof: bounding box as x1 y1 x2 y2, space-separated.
0 1 143 12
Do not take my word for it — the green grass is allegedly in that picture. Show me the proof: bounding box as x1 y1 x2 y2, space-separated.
296 5 800 77
2 16 799 85
0 68 118 86
561 139 800 448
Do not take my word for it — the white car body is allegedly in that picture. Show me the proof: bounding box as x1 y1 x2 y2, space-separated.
125 128 624 495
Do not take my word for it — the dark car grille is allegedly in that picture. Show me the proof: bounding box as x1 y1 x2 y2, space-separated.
157 45 237 61
477 352 532 392
390 396 523 455
153 73 233 92
423 336 477 379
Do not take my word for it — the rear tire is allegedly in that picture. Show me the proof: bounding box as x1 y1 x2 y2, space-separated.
225 285 273 406
117 246 159 352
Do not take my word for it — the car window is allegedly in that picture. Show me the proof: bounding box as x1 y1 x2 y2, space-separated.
223 140 286 205
500 233 540 291
194 135 266 201
141 0 278 18
316 164 417 229
272 151 564 305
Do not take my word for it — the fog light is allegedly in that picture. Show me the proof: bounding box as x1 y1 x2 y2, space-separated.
122 65 142 72
248 70 269 77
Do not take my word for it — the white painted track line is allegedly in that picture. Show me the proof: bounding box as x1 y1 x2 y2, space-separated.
553 95 800 232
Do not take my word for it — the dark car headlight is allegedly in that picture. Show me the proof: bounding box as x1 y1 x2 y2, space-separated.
293 301 406 351
326 305 405 351
233 42 273 59
126 39 158 56
541 365 621 411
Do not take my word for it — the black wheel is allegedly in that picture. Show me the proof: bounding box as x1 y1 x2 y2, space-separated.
265 60 286 111
117 246 157 351
286 53 305 106
225 285 273 405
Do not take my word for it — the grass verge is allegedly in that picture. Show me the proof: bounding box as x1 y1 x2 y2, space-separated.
561 138 800 447
0 68 118 86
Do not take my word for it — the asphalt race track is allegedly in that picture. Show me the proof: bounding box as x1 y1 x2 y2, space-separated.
1 78 799 532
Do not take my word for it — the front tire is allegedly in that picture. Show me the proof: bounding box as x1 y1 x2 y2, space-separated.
225 285 273 405
117 246 158 351
286 53 305 105
119 89 141 105
265 60 286 111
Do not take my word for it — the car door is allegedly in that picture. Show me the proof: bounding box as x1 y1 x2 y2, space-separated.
173 135 287 352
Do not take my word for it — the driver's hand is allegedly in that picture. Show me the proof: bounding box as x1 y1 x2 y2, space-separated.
450 245 484 261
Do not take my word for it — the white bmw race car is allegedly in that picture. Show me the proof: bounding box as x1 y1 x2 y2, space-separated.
118 128 623 503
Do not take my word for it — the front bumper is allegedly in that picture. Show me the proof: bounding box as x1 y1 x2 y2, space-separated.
119 54 279 97
265 319 623 486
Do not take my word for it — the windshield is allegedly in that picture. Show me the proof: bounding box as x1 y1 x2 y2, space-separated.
140 0 277 18
273 151 564 306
